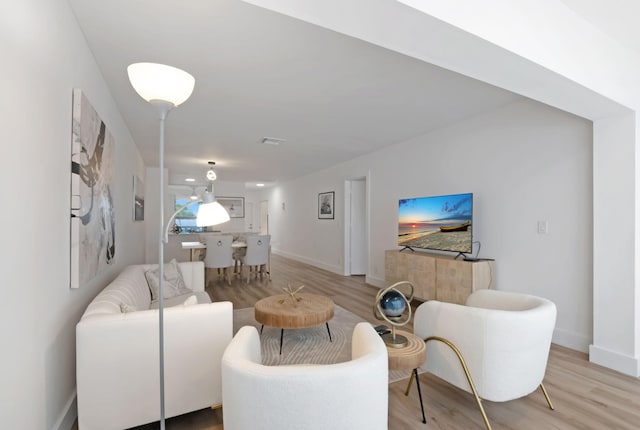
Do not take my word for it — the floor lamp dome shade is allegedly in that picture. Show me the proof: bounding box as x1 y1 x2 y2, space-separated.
127 62 195 106
197 192 230 226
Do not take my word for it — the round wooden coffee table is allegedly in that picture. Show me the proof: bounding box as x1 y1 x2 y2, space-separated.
254 293 335 354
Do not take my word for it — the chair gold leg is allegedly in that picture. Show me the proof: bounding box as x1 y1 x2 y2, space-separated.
424 336 492 430
539 383 554 410
405 369 415 396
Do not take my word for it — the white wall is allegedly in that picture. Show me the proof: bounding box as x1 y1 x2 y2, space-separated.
243 0 640 377
0 0 146 428
592 112 638 373
266 98 593 351
267 176 346 274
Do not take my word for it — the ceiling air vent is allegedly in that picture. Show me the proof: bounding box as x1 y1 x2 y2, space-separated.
261 137 285 146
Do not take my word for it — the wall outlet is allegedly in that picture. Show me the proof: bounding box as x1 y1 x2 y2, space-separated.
537 220 549 234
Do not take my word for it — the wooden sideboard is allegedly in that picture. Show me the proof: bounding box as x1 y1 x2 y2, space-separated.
384 250 495 304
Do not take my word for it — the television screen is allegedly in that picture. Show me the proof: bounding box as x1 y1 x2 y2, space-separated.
398 193 473 254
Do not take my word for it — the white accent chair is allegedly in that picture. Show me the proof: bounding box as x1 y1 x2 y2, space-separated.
204 235 234 285
238 234 270 283
412 289 557 430
221 323 389 430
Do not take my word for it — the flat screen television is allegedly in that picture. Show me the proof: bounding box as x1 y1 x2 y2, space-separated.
398 193 473 255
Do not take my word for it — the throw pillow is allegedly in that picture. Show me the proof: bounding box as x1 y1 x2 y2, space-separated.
120 303 137 313
183 295 198 306
145 259 192 302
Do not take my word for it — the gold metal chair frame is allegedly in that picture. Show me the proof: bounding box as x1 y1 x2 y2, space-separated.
406 336 554 430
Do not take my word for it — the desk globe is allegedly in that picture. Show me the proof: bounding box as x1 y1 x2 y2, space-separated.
373 281 414 348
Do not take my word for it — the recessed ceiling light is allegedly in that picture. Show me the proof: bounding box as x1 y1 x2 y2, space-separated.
185 178 195 182
261 137 285 146
206 161 217 181
256 183 265 187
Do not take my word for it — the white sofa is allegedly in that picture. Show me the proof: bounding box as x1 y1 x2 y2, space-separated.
76 261 233 430
221 322 389 430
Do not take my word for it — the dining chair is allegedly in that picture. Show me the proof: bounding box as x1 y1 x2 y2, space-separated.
239 235 270 283
204 235 234 285
231 232 256 274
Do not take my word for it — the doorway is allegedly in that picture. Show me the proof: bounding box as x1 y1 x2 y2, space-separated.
245 201 254 231
260 200 269 235
345 177 367 275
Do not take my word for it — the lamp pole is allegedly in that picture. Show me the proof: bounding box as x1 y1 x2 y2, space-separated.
153 105 228 429
154 101 173 430
128 62 227 430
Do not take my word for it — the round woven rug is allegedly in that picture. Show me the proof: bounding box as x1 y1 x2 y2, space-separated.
233 304 418 382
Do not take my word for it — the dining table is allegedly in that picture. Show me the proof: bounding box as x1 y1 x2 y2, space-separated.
181 240 247 262
181 241 206 262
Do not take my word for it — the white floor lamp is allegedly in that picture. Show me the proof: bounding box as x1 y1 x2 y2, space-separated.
127 62 203 430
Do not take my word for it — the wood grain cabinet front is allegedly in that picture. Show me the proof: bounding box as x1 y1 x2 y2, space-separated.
385 250 494 304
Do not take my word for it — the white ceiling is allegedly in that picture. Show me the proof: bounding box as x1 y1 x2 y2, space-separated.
69 0 529 188
559 0 640 55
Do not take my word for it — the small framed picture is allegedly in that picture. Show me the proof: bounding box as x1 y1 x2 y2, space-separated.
318 191 335 219
133 175 144 221
218 197 245 218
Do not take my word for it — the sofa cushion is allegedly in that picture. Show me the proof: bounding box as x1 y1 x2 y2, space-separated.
149 291 212 309
120 303 137 313
145 259 191 301
183 295 198 306
81 265 153 318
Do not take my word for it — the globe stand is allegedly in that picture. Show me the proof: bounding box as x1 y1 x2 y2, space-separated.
382 325 408 348
373 281 415 349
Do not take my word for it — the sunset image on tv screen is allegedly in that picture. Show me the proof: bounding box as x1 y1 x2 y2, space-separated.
398 193 472 253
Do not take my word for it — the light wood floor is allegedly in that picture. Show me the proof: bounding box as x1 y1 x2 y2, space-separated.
78 254 640 429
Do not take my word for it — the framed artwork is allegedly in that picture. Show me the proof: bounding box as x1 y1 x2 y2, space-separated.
133 175 144 221
318 191 335 219
218 197 245 218
70 88 116 288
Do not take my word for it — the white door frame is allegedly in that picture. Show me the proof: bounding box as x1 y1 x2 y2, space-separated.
260 200 269 235
343 172 370 276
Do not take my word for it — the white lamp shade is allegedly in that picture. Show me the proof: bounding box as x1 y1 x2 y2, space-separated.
197 200 230 226
127 62 195 106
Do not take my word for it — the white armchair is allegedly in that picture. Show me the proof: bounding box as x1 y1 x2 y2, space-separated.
413 289 557 430
221 322 389 430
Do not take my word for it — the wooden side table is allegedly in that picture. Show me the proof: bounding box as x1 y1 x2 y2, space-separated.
254 293 335 354
387 330 427 424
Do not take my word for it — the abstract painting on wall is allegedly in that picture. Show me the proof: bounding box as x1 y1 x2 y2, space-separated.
70 89 116 288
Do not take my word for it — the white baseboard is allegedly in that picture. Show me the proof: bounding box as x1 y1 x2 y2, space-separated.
365 275 385 288
589 344 640 377
552 328 590 353
271 249 387 288
53 390 76 430
271 248 343 275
